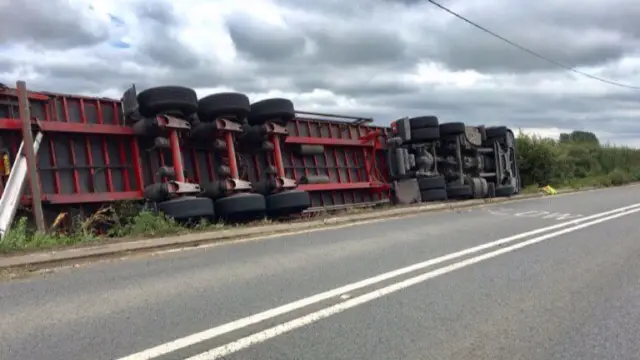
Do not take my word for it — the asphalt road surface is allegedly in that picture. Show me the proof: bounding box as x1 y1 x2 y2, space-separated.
2 186 640 360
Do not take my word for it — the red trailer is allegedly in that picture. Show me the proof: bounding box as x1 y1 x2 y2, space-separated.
0 82 392 228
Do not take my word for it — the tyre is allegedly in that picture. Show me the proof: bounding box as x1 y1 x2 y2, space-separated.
137 86 198 117
417 175 446 190
485 126 508 139
439 122 466 136
215 193 267 221
411 127 440 142
495 185 515 197
157 196 215 220
247 98 295 126
487 182 496 198
144 183 170 202
266 190 311 217
409 116 439 129
198 92 251 121
421 188 448 202
447 184 473 199
470 177 488 199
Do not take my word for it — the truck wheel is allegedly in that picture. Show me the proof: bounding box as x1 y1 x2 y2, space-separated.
487 182 496 198
495 185 515 197
137 86 198 117
421 188 448 202
144 183 170 202
198 92 251 121
447 184 473 199
411 127 440 142
248 98 295 126
471 177 487 199
409 116 439 129
266 190 311 217
157 196 215 221
439 122 466 136
417 175 446 190
485 126 508 139
215 193 267 221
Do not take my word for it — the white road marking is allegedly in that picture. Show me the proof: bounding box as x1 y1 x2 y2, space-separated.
488 208 583 221
186 206 640 360
486 207 514 216
540 212 583 220
515 210 584 220
514 210 548 217
115 202 640 360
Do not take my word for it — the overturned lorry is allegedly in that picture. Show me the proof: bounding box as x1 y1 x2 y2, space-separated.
0 82 520 232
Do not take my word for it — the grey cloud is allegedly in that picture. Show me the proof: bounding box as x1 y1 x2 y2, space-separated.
134 1 179 26
133 1 202 69
284 0 640 73
305 27 407 66
415 0 640 73
226 13 307 61
273 0 389 17
2 0 640 146
226 11 408 66
0 0 108 49
429 30 631 73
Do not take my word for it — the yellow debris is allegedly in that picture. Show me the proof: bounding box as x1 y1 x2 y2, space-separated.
541 185 557 195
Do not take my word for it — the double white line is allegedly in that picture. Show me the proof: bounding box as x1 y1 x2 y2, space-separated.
118 202 640 360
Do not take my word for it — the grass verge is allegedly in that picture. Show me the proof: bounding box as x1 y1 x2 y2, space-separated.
0 205 276 255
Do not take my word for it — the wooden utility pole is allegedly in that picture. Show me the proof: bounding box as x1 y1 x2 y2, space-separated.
16 81 46 233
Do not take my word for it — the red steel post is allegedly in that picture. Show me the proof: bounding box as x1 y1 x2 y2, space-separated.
224 132 239 179
168 130 185 182
271 134 286 178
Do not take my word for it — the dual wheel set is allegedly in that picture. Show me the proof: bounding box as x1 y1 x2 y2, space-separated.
129 85 311 222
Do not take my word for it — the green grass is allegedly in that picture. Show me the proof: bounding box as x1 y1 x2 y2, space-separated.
1 206 221 254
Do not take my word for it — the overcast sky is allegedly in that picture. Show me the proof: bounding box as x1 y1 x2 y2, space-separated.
1 0 640 146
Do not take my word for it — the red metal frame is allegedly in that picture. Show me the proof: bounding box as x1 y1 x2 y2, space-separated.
280 116 391 208
0 86 145 205
285 136 384 149
0 119 135 135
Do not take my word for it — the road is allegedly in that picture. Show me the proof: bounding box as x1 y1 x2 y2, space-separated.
1 186 640 360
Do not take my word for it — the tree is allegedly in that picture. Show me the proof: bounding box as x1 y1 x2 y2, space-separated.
559 130 599 146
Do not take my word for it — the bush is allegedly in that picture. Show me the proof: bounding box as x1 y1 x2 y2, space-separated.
516 130 640 189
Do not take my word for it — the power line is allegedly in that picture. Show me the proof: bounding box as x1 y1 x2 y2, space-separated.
425 0 640 90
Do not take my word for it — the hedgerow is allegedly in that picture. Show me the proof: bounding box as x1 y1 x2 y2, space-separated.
516 130 640 190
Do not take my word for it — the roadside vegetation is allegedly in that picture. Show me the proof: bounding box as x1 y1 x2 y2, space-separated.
2 129 639 254
516 130 640 191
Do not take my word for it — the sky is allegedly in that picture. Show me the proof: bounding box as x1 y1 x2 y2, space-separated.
1 0 640 146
